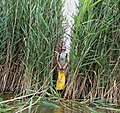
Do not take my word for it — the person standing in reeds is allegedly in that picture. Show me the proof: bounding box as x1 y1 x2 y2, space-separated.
56 45 69 91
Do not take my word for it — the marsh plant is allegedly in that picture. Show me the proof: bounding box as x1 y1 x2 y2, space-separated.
0 0 120 105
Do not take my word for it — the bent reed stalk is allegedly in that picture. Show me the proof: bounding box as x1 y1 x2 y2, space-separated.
0 0 120 105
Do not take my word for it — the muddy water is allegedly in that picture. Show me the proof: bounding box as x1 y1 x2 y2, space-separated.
22 104 89 113
21 104 120 113
0 94 120 113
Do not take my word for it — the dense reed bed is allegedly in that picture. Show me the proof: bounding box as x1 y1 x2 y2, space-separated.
0 0 120 106
0 0 63 93
64 0 120 103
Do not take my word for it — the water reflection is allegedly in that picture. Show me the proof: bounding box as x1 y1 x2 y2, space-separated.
23 105 64 113
0 94 119 113
22 104 120 113
54 106 64 113
22 105 83 113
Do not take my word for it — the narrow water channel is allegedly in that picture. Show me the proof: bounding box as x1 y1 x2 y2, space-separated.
19 104 120 113
0 93 120 113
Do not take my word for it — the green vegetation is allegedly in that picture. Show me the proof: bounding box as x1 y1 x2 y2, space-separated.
0 0 120 112
65 0 120 102
0 0 63 93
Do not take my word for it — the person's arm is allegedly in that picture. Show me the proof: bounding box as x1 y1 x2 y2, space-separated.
56 53 62 69
63 54 70 70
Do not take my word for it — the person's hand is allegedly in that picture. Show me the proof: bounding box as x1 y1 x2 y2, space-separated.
58 64 62 69
63 64 67 70
59 66 64 71
62 67 66 70
60 67 66 72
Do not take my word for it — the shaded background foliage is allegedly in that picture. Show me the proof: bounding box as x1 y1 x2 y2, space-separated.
0 0 119 103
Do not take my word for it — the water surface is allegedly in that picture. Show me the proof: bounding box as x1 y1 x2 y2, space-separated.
0 93 120 113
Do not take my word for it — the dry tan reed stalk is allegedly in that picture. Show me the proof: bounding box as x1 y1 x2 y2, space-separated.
0 60 24 93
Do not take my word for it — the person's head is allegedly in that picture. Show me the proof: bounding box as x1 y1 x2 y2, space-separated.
61 46 66 51
60 37 66 47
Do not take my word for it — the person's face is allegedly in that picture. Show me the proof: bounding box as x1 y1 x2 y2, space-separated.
61 48 66 51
